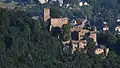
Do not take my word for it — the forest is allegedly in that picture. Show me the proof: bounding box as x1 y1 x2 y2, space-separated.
0 0 120 68
0 7 120 68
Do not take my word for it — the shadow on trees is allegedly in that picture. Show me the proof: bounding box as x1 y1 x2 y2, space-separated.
51 27 61 37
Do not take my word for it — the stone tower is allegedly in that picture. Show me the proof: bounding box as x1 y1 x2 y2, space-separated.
44 8 50 22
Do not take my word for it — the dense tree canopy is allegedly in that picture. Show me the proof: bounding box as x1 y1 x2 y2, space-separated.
0 8 62 68
0 0 120 67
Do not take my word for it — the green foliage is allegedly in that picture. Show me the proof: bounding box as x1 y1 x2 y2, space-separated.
51 27 61 37
60 24 71 41
108 34 117 44
71 0 79 7
51 7 60 18
115 33 120 40
0 2 120 67
0 8 62 68
80 6 93 19
86 38 95 49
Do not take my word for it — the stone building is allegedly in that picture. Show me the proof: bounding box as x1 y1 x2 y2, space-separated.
95 45 109 56
44 8 50 22
71 40 87 53
70 19 90 53
71 18 90 40
43 8 68 31
50 18 68 31
95 48 109 56
71 27 89 41
79 29 89 40
89 31 97 42
115 26 120 31
115 26 120 34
